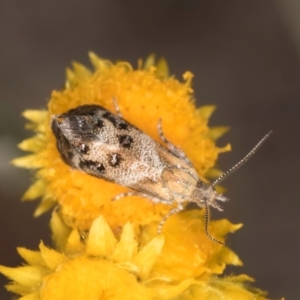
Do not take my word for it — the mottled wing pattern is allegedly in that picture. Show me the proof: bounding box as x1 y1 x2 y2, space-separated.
52 105 198 201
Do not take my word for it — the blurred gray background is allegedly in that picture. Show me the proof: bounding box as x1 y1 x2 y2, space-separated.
1 0 299 299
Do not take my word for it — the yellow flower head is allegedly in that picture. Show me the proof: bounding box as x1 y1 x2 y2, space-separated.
0 213 267 300
1 53 272 299
13 53 230 231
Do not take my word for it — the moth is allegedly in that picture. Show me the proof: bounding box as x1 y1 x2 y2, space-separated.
51 101 272 244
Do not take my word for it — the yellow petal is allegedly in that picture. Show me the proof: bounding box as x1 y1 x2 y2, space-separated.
22 179 46 201
208 126 230 141
12 154 44 169
220 247 243 266
218 143 231 153
88 51 111 70
213 219 243 237
18 135 45 153
24 121 47 133
206 247 242 275
143 53 156 70
65 229 86 254
132 234 165 280
50 209 72 251
17 248 44 266
39 241 64 270
155 57 169 79
0 265 43 286
112 222 138 262
33 197 56 217
86 216 117 257
22 110 47 124
65 67 76 88
72 62 92 78
197 105 216 120
5 283 32 296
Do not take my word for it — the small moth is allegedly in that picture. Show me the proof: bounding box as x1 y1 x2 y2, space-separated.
51 101 272 244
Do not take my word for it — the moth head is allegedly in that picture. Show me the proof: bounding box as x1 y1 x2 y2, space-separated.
191 181 228 212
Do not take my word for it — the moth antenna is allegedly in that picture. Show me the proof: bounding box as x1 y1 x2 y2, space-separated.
211 131 273 187
203 198 224 245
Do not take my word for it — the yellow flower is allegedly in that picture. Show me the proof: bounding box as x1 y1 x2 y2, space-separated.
0 54 272 299
12 53 230 231
0 213 267 300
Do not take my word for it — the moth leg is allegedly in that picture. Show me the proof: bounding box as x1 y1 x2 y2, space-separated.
112 97 122 117
157 202 184 234
112 192 173 205
157 119 192 166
